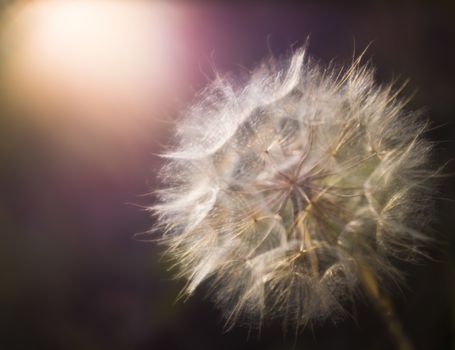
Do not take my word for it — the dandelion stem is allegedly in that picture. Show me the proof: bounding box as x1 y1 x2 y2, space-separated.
360 266 414 350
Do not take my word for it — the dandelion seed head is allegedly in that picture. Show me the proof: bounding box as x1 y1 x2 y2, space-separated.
151 48 434 330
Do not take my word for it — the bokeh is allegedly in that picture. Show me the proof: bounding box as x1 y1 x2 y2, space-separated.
0 1 454 349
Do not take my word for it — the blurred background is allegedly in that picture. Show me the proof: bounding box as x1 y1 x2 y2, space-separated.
0 1 454 349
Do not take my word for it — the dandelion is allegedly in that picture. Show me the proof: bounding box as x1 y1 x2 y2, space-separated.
151 48 434 335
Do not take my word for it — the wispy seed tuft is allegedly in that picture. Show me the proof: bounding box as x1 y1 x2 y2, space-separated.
151 48 435 330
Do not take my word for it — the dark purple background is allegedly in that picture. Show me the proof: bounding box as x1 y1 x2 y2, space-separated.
0 1 454 349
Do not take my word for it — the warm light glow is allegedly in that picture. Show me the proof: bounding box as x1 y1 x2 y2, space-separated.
2 0 184 123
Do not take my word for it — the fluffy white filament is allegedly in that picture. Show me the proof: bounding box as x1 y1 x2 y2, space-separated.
152 49 434 330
